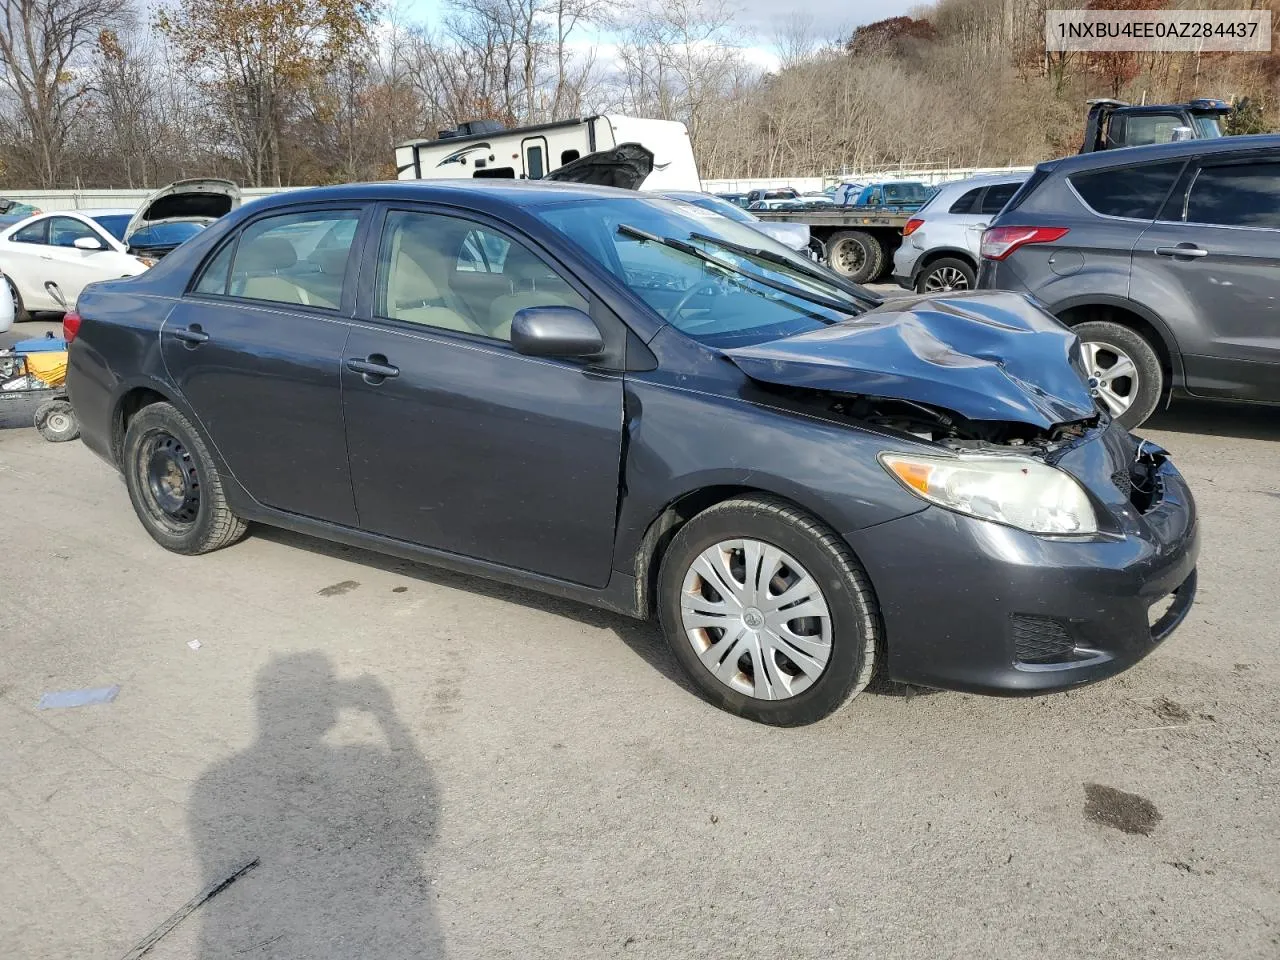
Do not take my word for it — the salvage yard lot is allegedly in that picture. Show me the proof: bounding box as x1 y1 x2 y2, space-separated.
1 358 1278 957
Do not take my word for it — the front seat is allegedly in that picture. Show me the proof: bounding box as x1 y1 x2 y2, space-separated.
486 249 581 340
387 226 485 336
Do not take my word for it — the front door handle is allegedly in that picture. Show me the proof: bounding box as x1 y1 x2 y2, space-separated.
1154 244 1208 258
346 355 400 382
171 325 210 345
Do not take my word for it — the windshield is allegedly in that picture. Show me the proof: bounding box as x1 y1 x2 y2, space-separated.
129 221 206 248
90 214 131 241
535 196 869 348
1192 113 1225 138
883 182 931 203
673 193 759 225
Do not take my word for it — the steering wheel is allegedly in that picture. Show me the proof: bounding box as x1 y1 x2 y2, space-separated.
668 279 721 322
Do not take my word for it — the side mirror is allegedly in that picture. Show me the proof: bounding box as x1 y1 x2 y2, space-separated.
511 305 604 359
44 281 69 311
1170 126 1195 142
73 236 104 251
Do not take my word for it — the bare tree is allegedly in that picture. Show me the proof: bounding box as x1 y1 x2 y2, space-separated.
0 0 131 186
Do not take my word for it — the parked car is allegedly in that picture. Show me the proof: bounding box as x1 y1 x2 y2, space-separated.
0 199 41 217
660 190 814 256
746 188 800 208
979 134 1280 428
714 192 750 208
892 173 1028 293
67 179 1198 726
0 266 13 333
0 179 241 320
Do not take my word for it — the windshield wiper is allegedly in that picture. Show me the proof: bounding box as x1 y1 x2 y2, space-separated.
687 231 882 308
617 224 864 318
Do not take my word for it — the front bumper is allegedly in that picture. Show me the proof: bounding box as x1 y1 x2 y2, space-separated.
846 452 1199 695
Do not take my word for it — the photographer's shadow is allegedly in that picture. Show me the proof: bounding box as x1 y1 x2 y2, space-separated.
188 653 444 958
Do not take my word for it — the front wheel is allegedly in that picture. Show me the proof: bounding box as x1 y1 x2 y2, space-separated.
7 277 30 323
122 401 248 554
1070 320 1163 429
657 497 881 726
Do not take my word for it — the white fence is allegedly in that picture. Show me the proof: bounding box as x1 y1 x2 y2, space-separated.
4 165 1037 211
0 186 296 212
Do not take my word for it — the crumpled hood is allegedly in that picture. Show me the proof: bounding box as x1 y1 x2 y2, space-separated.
753 220 809 252
544 143 654 190
725 291 1097 429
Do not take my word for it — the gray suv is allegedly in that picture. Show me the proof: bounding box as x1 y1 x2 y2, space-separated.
978 135 1280 427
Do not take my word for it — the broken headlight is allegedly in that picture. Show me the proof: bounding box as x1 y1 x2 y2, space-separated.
879 452 1098 535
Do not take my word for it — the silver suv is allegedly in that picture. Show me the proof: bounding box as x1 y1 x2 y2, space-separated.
978 135 1280 428
892 174 1028 293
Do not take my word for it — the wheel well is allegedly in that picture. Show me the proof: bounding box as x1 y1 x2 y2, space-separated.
632 486 801 618
111 387 168 464
916 248 976 274
1056 303 1174 388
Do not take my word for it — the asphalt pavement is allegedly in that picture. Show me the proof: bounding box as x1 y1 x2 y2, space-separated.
1 311 1278 959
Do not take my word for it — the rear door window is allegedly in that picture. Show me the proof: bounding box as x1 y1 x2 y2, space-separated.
1186 162 1280 229
221 210 361 309
979 183 1021 215
948 188 982 215
1069 161 1185 220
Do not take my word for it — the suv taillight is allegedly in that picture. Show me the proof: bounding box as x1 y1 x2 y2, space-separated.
980 226 1068 261
62 312 81 343
903 217 924 237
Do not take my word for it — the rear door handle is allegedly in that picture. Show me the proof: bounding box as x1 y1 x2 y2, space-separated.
1154 245 1208 258
171 325 210 344
346 355 400 381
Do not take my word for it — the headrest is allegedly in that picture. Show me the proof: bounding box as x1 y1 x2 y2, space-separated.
313 248 348 275
246 236 297 271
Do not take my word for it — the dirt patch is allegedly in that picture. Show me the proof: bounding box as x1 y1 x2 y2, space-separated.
1152 696 1192 723
317 580 360 597
1084 782 1162 836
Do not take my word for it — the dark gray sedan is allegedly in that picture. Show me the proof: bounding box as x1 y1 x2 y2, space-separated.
65 181 1198 725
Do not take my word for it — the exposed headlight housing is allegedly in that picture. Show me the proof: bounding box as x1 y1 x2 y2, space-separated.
879 451 1097 535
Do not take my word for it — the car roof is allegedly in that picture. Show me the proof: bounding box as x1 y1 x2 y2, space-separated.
247 179 645 214
83 208 137 217
1044 133 1280 175
932 173 1030 194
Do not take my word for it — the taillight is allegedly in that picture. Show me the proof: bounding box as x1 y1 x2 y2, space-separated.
62 312 81 343
980 226 1069 261
903 218 925 237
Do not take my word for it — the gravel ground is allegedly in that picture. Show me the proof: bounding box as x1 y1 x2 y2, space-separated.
0 315 1277 959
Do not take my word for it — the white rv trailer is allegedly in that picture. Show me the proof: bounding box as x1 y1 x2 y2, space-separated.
394 115 701 191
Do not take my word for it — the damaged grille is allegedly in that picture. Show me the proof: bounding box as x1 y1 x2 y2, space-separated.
1011 615 1075 664
1111 469 1132 498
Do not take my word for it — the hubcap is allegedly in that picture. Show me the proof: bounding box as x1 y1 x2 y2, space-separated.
144 434 200 523
923 266 969 292
1081 340 1139 417
680 539 832 701
833 239 865 276
47 412 70 432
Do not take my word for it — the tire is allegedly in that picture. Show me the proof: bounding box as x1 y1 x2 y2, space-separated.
827 231 884 284
122 401 247 554
34 399 80 442
915 256 976 294
7 277 30 323
657 496 881 726
1070 320 1163 429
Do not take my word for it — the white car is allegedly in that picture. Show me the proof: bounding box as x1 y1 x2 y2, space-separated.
890 173 1029 293
0 209 149 318
0 178 241 319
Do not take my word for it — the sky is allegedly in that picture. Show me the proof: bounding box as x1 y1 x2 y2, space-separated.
396 0 919 71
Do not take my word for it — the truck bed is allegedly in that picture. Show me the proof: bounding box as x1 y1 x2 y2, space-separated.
751 206 915 229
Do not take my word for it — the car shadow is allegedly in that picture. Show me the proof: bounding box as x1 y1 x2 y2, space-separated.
1146 398 1280 442
254 527 700 699
254 527 930 704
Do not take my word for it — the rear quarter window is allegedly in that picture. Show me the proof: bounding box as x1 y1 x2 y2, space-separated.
1069 160 1185 219
947 188 982 215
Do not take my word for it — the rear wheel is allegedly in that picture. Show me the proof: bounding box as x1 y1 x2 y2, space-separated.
34 399 79 442
122 401 247 554
827 231 884 284
1071 320 1163 428
6 277 30 323
657 496 880 726
916 256 976 294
